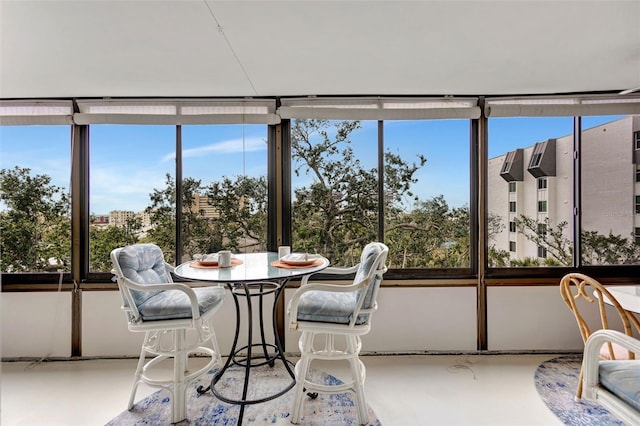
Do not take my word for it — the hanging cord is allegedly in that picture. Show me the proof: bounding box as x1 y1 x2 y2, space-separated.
203 0 258 96
26 271 65 369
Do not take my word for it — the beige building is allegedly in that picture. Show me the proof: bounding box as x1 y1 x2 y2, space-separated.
488 115 640 264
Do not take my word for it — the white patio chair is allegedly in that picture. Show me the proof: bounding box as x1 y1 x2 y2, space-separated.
287 242 389 425
110 243 225 424
582 329 640 425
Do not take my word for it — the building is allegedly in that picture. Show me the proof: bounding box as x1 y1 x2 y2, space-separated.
489 115 640 263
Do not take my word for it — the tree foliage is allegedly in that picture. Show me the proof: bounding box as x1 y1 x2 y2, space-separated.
0 166 71 272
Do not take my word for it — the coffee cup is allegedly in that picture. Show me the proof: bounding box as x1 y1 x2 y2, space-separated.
218 250 232 267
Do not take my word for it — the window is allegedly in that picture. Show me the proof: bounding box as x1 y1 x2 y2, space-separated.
509 241 516 252
384 119 471 269
634 131 640 150
635 228 640 244
488 116 573 267
0 125 72 273
89 125 175 270
509 221 516 233
537 245 547 258
581 115 640 265
537 223 547 236
508 181 516 192
182 124 268 261
537 178 547 189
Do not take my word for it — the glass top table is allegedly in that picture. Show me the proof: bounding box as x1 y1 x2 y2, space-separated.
173 251 329 425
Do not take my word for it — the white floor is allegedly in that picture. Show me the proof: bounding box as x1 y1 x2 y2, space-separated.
1 354 563 426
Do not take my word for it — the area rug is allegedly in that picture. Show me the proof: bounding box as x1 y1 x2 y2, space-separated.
534 354 624 425
106 365 381 425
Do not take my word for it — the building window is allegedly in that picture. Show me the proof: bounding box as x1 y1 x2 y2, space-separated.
635 228 640 244
636 196 640 214
537 223 547 236
537 245 547 258
509 241 516 252
538 200 547 212
509 221 516 233
636 166 640 182
509 201 516 212
537 178 547 189
634 131 640 150
508 181 516 192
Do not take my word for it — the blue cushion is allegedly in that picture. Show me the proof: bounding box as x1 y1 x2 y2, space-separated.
138 286 225 321
117 244 170 307
296 291 370 325
599 360 640 412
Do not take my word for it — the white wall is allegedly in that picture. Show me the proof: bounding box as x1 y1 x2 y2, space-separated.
2 285 588 359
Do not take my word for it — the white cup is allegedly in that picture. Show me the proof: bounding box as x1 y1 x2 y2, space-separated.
278 246 291 259
218 250 232 267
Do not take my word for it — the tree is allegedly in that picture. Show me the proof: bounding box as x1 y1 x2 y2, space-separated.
513 214 640 266
89 216 142 271
0 166 71 272
291 119 427 266
146 174 267 263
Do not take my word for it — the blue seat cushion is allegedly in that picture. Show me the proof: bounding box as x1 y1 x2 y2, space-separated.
295 290 369 325
599 360 640 412
138 286 225 321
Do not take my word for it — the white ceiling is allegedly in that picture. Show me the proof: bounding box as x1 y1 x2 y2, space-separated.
1 0 639 100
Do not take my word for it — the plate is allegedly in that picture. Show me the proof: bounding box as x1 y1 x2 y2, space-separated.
280 253 320 266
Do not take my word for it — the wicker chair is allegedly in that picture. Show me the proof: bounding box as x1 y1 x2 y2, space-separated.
288 242 389 425
559 273 640 399
111 243 225 423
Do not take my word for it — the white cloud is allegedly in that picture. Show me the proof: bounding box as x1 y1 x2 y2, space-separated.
161 137 266 163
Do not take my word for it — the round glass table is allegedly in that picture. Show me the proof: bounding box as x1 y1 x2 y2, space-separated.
173 252 329 424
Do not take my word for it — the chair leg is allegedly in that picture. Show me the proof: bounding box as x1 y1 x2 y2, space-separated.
128 331 150 410
172 329 188 424
576 365 584 400
347 335 369 425
291 332 315 424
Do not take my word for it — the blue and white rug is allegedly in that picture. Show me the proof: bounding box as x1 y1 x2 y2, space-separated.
106 365 381 425
534 354 624 425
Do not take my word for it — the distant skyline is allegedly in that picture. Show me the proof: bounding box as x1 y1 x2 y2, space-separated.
0 116 624 214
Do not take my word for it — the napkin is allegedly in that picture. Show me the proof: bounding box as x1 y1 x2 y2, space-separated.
281 253 319 261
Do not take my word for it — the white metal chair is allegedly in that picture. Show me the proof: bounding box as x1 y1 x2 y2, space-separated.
559 273 640 399
582 329 640 424
288 242 389 425
110 243 225 424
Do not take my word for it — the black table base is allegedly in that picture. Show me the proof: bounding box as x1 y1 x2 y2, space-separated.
197 280 296 425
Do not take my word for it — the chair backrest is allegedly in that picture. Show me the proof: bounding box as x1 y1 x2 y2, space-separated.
560 273 640 360
352 242 389 324
110 243 173 323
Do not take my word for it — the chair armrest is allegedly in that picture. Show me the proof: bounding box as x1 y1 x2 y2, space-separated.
122 277 202 320
300 264 359 286
582 329 640 399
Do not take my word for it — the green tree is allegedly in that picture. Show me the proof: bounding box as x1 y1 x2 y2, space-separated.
89 216 142 271
0 166 71 272
291 119 426 266
146 174 268 263
513 214 640 266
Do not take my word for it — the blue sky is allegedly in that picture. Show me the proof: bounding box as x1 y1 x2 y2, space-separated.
0 116 624 214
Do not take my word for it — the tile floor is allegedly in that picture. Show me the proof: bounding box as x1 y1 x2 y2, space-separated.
1 354 564 426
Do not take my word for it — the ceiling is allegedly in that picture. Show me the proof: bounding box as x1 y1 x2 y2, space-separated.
1 0 639 100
